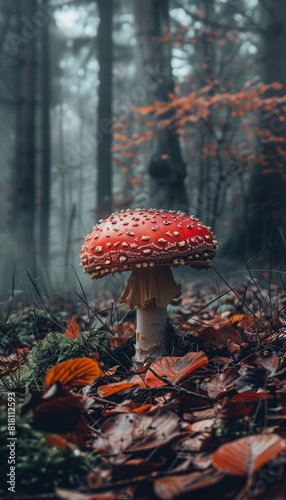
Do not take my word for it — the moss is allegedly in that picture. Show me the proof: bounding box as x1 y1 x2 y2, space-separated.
0 406 96 495
0 308 59 355
213 418 255 438
0 328 112 395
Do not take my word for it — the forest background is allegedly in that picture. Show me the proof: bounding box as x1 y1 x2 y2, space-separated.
0 0 285 302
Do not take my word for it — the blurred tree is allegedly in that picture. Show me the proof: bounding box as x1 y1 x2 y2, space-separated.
11 0 37 277
223 0 286 262
133 0 189 211
40 0 51 277
96 0 113 219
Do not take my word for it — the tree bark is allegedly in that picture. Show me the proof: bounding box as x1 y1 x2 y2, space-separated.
133 0 189 211
96 0 113 220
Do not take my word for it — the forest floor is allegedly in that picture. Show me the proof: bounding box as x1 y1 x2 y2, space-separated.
0 272 286 500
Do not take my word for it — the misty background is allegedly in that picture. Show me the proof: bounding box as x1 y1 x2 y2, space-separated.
0 0 286 303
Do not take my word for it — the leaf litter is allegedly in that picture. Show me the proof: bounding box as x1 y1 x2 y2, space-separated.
1 279 286 499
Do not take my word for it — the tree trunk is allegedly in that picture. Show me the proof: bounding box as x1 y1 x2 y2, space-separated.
11 0 37 277
133 0 189 211
57 103 67 245
77 96 85 236
40 0 51 275
223 1 286 263
96 0 113 220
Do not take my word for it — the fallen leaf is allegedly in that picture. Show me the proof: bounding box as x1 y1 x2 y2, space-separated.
64 314 80 339
242 352 280 377
198 322 241 351
93 411 180 457
214 397 254 419
45 357 101 390
205 366 240 398
145 351 208 387
154 469 224 499
210 434 285 476
97 374 146 398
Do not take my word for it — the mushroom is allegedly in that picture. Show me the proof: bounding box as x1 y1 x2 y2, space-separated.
80 209 217 369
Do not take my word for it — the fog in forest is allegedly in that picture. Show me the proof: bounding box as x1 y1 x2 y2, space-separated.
0 0 286 303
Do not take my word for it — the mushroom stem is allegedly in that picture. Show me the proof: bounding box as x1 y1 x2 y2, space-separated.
119 266 181 369
133 304 168 370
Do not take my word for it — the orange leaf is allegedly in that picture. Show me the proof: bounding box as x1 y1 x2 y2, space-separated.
132 404 156 413
121 152 135 158
109 337 129 349
271 82 283 90
211 434 285 476
64 315 80 339
45 358 101 390
162 32 172 42
97 374 146 397
114 133 127 141
145 120 156 127
229 314 259 331
145 351 208 387
136 105 155 116
114 158 124 166
45 434 69 450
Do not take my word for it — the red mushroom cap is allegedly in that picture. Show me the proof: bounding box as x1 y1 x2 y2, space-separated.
80 208 217 279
